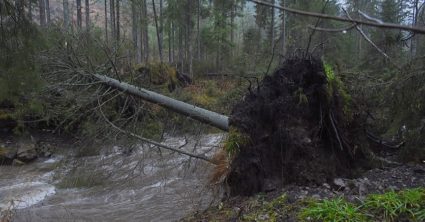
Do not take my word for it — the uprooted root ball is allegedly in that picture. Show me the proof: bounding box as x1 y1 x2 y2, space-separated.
226 57 368 196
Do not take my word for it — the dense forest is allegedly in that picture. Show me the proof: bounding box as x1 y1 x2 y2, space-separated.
1 0 425 221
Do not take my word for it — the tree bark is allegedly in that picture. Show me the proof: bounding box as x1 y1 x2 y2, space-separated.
178 27 183 73
280 0 285 61
172 21 175 63
63 0 69 30
85 0 90 30
168 22 172 63
116 0 120 42
29 0 33 21
230 0 235 56
46 0 51 25
104 0 108 42
410 0 419 58
131 0 141 63
270 0 275 53
142 0 149 62
197 0 201 60
110 0 115 40
39 0 46 27
93 74 229 131
186 0 193 77
77 0 82 29
152 0 163 62
159 0 163 56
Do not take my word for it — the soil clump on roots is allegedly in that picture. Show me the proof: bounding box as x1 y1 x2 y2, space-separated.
227 57 368 196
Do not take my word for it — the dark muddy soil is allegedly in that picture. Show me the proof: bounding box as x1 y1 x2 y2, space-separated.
227 57 368 196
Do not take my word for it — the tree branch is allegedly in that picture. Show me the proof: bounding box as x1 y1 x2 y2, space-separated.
247 0 425 34
97 100 215 164
342 8 401 70
308 24 356 32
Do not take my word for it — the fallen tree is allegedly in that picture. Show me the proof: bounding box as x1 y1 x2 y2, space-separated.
93 74 229 131
92 57 372 196
41 48 382 197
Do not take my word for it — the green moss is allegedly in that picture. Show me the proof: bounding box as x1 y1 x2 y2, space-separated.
324 63 353 120
224 127 250 157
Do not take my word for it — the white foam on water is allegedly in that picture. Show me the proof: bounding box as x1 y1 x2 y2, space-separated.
43 155 63 163
0 181 56 210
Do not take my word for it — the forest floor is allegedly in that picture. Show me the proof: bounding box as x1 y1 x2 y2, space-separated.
182 162 425 222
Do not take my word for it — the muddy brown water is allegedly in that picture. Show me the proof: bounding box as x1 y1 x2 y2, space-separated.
0 134 224 222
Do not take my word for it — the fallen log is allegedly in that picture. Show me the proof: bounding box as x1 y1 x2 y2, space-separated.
93 74 229 131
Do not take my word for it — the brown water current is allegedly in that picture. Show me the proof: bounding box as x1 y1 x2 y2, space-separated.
0 134 224 222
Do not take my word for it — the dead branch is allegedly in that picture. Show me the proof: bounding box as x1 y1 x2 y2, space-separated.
98 100 215 164
342 8 402 70
247 0 425 34
366 130 405 149
308 24 356 32
358 10 384 24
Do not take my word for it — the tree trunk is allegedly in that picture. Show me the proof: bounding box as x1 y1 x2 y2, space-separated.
178 28 183 73
230 0 235 56
186 0 192 77
159 0 163 56
168 22 172 63
152 0 163 62
270 0 275 53
116 0 120 42
104 0 108 42
172 22 175 63
63 0 69 30
142 0 149 62
131 0 141 63
410 0 419 58
94 74 229 131
29 0 33 21
45 0 51 25
197 0 201 60
39 0 46 27
85 0 90 30
280 0 285 61
110 0 115 41
77 0 82 29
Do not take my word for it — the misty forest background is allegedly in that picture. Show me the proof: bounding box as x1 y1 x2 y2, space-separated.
1 0 424 161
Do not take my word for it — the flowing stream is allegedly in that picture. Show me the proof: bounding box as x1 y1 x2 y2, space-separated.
0 134 224 222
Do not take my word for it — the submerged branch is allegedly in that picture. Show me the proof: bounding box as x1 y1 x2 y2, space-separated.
98 100 215 164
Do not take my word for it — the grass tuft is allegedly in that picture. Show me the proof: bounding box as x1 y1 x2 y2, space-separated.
299 197 366 222
223 127 250 157
363 188 425 221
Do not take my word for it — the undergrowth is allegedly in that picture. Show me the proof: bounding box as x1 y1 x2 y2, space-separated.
223 127 250 157
299 197 366 222
300 187 425 222
183 187 425 222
